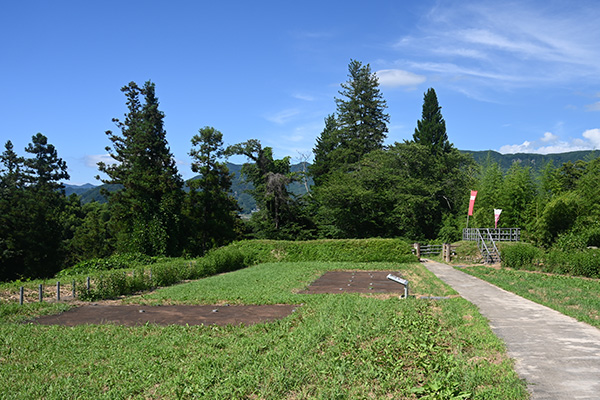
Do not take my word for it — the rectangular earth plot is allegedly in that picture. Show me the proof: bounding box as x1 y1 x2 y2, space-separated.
299 271 407 294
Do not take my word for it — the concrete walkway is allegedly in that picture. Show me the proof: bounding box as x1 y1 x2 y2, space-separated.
424 260 600 400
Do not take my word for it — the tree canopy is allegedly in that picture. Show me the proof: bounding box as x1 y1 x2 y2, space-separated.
98 81 183 256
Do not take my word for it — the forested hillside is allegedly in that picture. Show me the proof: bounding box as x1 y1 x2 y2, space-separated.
463 150 596 173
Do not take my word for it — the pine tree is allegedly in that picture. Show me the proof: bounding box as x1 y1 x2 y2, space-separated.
0 134 71 280
184 127 240 255
24 133 69 189
226 140 300 237
413 88 451 154
98 81 183 256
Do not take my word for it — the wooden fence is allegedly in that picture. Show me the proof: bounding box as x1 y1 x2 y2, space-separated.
412 243 455 262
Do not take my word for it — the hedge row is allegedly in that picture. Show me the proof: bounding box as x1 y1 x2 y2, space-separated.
229 238 417 264
501 242 600 279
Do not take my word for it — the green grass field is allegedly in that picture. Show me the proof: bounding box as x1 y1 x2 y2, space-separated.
0 261 528 399
461 265 600 329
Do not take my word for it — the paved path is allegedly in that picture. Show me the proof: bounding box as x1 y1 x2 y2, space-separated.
424 260 600 400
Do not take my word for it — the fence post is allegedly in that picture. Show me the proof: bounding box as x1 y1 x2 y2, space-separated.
56 281 60 301
87 277 90 292
20 287 24 305
413 243 421 258
443 243 451 263
72 280 76 298
39 284 43 302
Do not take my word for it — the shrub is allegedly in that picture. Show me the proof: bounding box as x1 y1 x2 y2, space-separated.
501 242 543 270
228 238 417 264
544 249 600 278
57 253 164 277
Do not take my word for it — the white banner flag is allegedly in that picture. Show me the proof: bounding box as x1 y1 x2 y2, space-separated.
494 209 502 229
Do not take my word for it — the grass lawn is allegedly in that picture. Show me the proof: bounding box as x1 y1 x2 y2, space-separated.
461 265 600 329
0 261 528 399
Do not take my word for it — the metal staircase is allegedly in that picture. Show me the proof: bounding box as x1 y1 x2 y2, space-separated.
463 228 520 264
476 229 501 264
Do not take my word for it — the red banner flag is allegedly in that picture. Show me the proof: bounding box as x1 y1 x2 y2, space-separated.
468 190 477 216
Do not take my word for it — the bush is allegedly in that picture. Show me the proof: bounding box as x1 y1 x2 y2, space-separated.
228 238 417 264
544 249 600 278
57 253 164 277
501 243 543 270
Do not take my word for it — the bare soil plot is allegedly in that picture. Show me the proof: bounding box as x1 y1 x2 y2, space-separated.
299 270 407 294
32 304 299 327
30 270 406 327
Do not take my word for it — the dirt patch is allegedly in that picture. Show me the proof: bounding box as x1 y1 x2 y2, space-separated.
299 270 407 294
31 304 300 327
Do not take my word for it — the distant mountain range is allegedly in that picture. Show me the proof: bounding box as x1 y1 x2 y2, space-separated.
463 149 597 172
64 163 311 214
64 150 597 213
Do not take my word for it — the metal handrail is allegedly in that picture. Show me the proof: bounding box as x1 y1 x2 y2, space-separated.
463 228 520 242
485 229 501 260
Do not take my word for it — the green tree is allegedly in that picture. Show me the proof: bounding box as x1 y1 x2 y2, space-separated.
68 202 113 262
98 81 183 256
472 158 504 227
310 114 339 186
413 88 451 154
311 60 389 184
184 127 240 255
335 59 389 162
0 134 72 280
499 162 536 228
24 133 69 189
314 142 473 240
226 140 313 238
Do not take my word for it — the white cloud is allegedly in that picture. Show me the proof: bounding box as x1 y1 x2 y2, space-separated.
293 93 315 101
264 108 300 124
376 69 426 87
585 101 600 111
582 128 600 148
84 154 116 168
499 129 600 154
391 2 600 90
541 132 558 142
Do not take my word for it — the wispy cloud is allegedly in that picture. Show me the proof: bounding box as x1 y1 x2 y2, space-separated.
585 101 600 111
376 69 426 88
391 1 600 91
293 93 315 101
499 129 600 154
264 108 300 125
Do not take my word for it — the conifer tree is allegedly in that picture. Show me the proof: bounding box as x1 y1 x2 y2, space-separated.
98 81 183 256
184 127 240 255
0 134 70 279
310 114 339 186
414 88 451 154
311 60 389 184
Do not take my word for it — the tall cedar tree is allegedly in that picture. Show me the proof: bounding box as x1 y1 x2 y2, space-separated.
98 81 183 256
184 127 240 255
310 114 338 186
311 60 389 185
413 88 451 154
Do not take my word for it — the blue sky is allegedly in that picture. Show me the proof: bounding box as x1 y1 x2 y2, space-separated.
2 0 600 185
